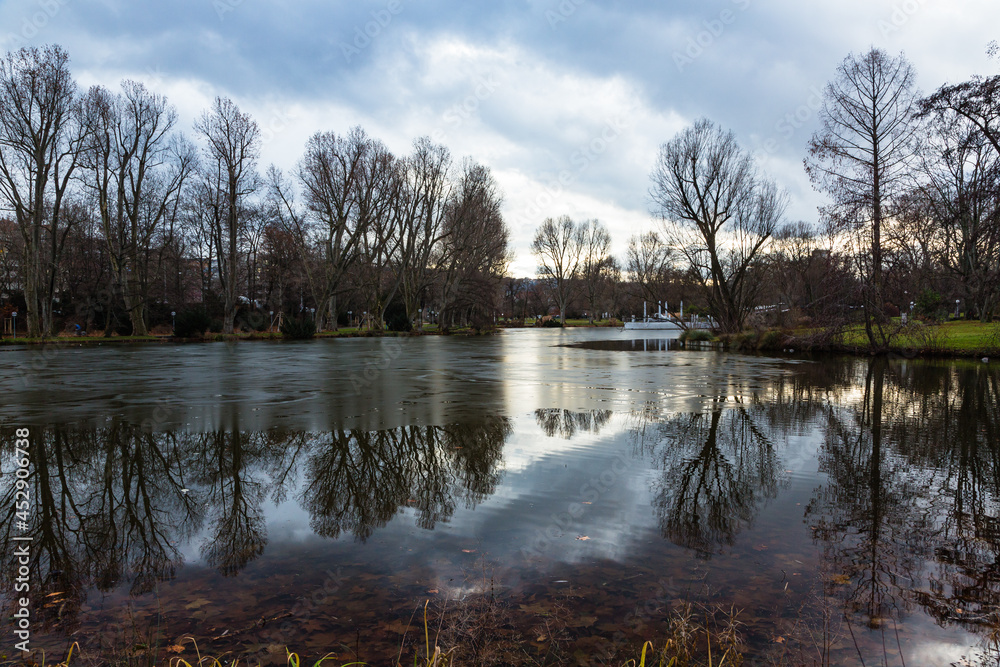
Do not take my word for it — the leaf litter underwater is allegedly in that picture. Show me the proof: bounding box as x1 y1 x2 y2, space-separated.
1 331 998 665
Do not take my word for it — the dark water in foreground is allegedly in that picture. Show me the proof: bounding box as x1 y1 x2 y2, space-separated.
1 329 999 665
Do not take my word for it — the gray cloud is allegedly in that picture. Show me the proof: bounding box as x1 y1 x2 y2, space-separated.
1 0 997 274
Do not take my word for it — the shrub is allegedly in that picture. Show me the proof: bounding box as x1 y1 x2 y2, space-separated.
384 301 412 332
238 311 268 332
281 316 316 339
679 329 715 343
757 329 784 350
916 289 943 319
174 308 212 338
540 318 563 328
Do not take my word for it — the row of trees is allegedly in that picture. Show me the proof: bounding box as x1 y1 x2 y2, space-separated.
0 45 511 337
528 46 1000 347
4 44 997 342
806 46 1000 348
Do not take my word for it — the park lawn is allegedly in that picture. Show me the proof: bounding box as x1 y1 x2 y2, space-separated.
834 320 998 354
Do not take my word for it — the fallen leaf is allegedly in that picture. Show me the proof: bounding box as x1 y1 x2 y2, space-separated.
427 589 439 594
166 645 185 655
774 636 785 644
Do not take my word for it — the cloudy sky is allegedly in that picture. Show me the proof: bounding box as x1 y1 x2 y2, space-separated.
2 0 998 275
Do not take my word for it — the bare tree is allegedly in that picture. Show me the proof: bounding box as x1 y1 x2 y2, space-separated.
399 137 451 328
355 146 405 328
806 48 921 349
579 218 612 323
0 45 86 336
652 118 786 333
278 127 381 330
531 215 584 324
82 81 194 335
913 111 1000 321
436 160 510 330
194 96 260 334
920 50 1000 156
625 230 674 307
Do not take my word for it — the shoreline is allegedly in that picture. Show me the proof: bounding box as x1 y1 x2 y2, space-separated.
2 321 996 360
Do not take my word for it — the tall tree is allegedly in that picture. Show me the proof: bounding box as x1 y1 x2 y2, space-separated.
531 215 584 324
277 127 380 330
193 96 260 334
579 218 613 323
0 45 85 336
911 112 1000 321
82 81 194 335
436 160 509 330
806 48 921 350
625 230 674 308
398 137 451 328
652 118 786 333
920 44 1000 156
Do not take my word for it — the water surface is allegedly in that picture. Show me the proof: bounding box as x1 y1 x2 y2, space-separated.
1 329 998 665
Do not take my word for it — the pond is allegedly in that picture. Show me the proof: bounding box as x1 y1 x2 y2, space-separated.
1 329 998 665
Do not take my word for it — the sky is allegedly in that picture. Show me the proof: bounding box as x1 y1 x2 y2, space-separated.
1 0 998 276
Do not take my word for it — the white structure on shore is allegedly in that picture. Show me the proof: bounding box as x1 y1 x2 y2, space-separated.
623 301 713 330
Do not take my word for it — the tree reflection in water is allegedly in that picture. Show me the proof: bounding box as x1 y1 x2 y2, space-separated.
632 357 1000 654
3 356 999 659
806 359 1000 648
534 408 613 439
302 418 510 540
637 396 787 557
0 418 510 631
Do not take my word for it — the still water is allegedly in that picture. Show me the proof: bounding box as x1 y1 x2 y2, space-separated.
1 329 998 665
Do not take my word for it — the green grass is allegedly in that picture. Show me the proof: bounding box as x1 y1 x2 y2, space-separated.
833 320 998 354
679 329 717 343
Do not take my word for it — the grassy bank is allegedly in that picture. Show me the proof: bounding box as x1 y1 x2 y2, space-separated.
710 320 1000 358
